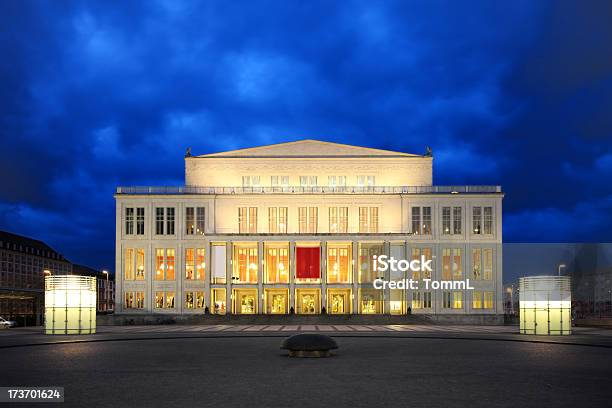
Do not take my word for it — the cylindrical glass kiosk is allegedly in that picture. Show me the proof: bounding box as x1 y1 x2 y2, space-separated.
519 276 571 335
45 275 97 335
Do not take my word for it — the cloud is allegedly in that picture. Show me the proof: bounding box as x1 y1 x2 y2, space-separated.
0 0 611 270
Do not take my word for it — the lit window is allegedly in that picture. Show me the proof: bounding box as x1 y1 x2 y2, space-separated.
358 243 384 283
484 291 494 309
298 207 318 233
185 248 205 280
211 288 226 314
359 207 379 233
124 248 134 280
411 248 432 280
268 207 288 233
442 206 462 235
155 291 174 309
232 244 258 283
412 207 432 235
473 291 483 309
155 248 175 281
329 207 348 233
238 207 257 233
327 244 351 284
265 244 289 284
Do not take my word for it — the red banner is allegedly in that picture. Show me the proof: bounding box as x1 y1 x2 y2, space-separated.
296 247 320 279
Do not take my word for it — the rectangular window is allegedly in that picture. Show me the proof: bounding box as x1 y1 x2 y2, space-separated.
442 249 451 280
211 243 227 284
484 291 494 309
300 176 317 187
185 291 194 309
125 208 134 235
124 291 145 309
472 248 482 280
232 245 258 283
359 243 384 283
357 175 375 187
268 207 288 233
443 291 452 309
238 207 257 233
211 288 227 314
442 206 462 235
452 291 463 309
327 244 351 284
422 207 432 235
452 248 462 280
453 207 462 234
359 207 379 233
251 176 261 186
265 244 289 284
472 291 482 309
329 207 348 233
136 208 145 235
442 207 451 235
185 249 194 279
473 207 482 234
484 207 493 235
328 176 347 187
155 248 175 280
242 176 250 187
155 292 175 309
411 206 432 235
166 208 175 235
423 292 432 309
298 207 318 233
411 207 421 235
412 291 422 309
185 207 194 235
136 249 145 280
411 248 432 280
156 208 164 235
124 248 134 280
185 291 205 309
483 249 493 280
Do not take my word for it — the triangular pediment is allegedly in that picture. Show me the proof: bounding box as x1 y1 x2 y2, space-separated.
196 139 421 158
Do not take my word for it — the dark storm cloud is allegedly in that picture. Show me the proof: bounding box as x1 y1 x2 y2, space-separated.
0 0 611 269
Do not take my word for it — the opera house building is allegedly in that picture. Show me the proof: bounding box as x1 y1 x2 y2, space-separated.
114 140 503 321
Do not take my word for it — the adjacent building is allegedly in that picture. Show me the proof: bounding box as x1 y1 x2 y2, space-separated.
72 264 116 313
0 231 71 325
114 140 504 319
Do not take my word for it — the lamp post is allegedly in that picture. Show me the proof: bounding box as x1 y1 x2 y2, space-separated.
558 264 566 277
102 270 109 312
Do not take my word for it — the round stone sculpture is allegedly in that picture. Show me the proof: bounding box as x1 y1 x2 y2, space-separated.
281 333 338 357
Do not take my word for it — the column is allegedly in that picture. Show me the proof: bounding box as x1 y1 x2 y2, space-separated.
384 240 391 314
226 242 232 314
321 240 327 313
204 239 211 310
289 241 295 313
352 240 359 314
258 240 264 314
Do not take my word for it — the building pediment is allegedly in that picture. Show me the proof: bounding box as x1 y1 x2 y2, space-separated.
195 139 422 158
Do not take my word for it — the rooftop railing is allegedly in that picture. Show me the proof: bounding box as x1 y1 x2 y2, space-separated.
116 185 502 195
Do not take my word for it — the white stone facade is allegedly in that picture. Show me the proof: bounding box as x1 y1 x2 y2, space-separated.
115 140 503 317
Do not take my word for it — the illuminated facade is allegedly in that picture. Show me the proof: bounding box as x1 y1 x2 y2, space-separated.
114 140 503 317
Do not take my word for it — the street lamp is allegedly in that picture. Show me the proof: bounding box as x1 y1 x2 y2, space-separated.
43 269 51 276
102 270 109 312
558 264 566 277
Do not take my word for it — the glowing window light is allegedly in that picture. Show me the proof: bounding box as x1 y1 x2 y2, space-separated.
519 276 571 336
45 275 97 335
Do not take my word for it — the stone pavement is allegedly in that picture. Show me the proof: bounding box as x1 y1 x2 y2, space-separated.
1 324 612 348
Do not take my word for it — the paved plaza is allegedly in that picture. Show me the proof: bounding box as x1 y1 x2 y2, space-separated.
1 329 612 408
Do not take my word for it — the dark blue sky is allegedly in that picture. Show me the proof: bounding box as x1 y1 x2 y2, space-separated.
1 1 611 271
